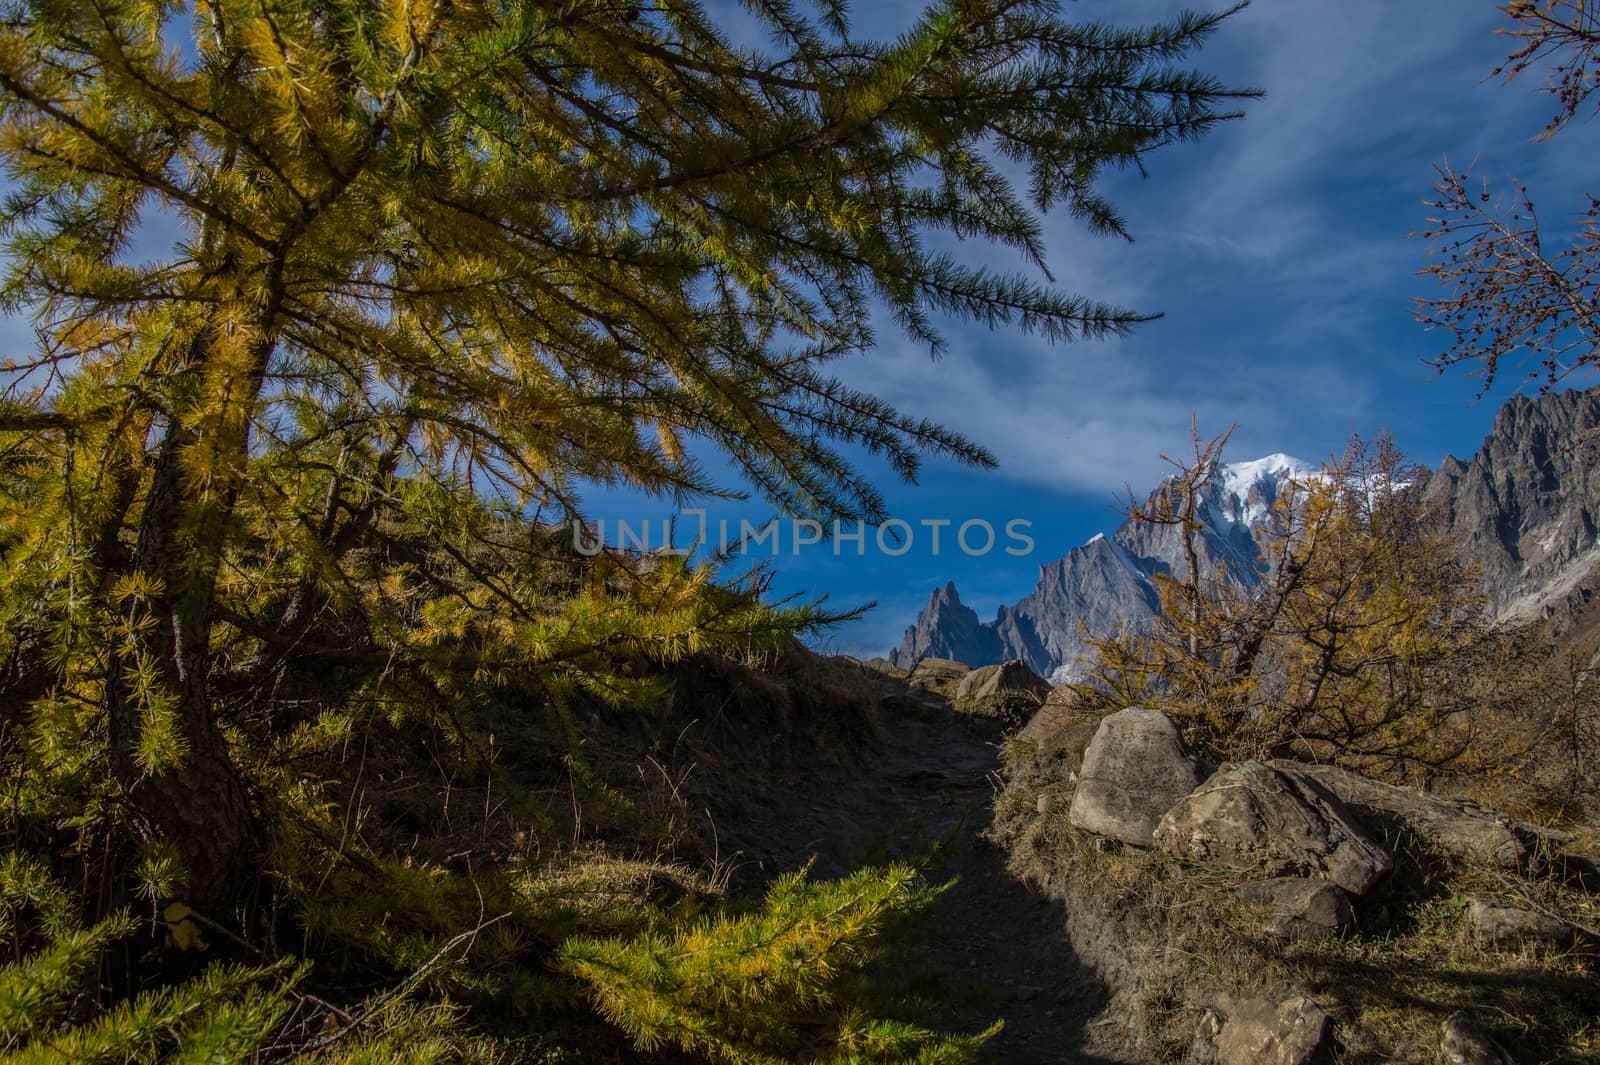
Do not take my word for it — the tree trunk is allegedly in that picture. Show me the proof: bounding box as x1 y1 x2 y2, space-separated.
107 419 262 919
106 277 281 918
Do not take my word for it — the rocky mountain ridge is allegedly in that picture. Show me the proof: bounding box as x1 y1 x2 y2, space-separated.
889 454 1317 680
890 387 1600 678
1423 387 1600 627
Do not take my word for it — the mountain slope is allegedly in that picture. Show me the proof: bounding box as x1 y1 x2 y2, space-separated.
1421 388 1600 628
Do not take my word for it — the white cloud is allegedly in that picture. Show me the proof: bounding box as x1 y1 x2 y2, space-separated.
826 0 1587 496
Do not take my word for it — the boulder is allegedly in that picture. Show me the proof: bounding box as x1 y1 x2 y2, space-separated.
1015 697 1088 747
955 658 1051 709
1013 714 1100 785
953 663 999 700
1068 707 1207 846
1043 683 1087 711
1283 762 1570 871
1464 898 1595 953
1211 996 1332 1065
1439 1011 1509 1065
907 656 970 692
1238 877 1355 941
860 656 904 677
1154 761 1392 895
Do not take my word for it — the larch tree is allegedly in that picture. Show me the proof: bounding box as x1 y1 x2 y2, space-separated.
0 0 1252 915
1091 434 1492 779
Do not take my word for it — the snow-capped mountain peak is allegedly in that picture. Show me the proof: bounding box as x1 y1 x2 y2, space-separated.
1210 454 1318 529
891 453 1319 675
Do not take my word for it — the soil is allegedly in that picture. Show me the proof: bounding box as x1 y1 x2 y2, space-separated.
693 696 1133 1064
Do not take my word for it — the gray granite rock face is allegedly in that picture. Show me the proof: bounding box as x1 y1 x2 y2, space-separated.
1284 762 1569 871
1419 387 1600 627
888 583 997 670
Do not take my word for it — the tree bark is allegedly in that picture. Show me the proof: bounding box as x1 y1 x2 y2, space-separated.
106 268 282 917
106 418 262 918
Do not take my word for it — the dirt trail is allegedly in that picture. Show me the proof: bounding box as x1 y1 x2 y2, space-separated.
703 701 1130 1064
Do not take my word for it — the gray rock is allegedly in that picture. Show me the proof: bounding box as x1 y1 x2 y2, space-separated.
1213 996 1331 1065
1010 707 1099 786
1421 386 1600 627
1154 761 1393 895
859 656 903 676
1238 877 1355 941
1439 1011 1509 1065
954 662 1000 699
1465 897 1594 953
1068 707 1207 846
955 658 1050 715
1015 698 1087 747
1286 762 1570 871
906 656 970 692
889 583 997 669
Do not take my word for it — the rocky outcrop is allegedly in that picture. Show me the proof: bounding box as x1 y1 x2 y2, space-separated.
984 534 1165 679
1419 387 1600 627
954 659 1051 714
1015 694 1087 745
995 688 1597 1065
1011 704 1099 795
888 583 997 669
1194 995 1332 1065
1286 762 1569 870
906 656 969 692
1068 707 1207 846
1154 761 1392 895
1464 898 1597 954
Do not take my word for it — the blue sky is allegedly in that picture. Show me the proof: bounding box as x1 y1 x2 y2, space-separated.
658 0 1600 659
3 1 1592 660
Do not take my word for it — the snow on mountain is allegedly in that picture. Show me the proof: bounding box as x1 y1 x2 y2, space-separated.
1210 454 1317 529
890 454 1312 677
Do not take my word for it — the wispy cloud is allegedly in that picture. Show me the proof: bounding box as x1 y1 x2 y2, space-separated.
827 0 1590 501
